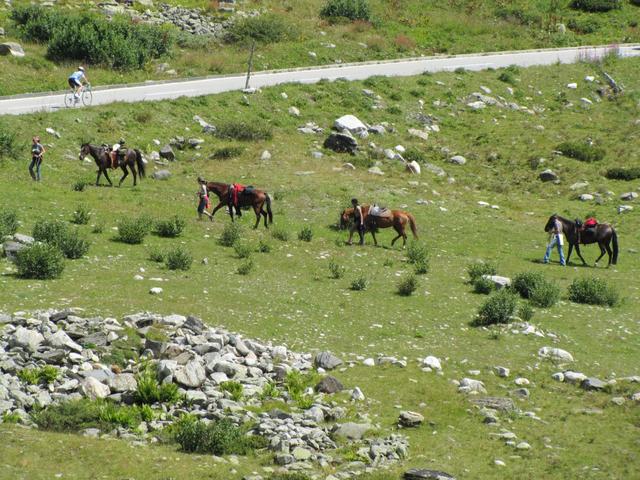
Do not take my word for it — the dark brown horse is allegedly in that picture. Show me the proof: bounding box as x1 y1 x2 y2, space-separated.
340 205 418 247
544 214 619 266
79 143 146 187
206 181 273 229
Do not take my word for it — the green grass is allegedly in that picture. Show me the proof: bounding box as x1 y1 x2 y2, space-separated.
0 57 640 479
2 0 640 95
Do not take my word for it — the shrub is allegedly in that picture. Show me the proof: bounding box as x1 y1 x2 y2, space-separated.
2 412 21 424
155 216 185 238
605 167 640 181
210 146 244 160
0 210 18 238
58 230 90 259
259 381 280 401
498 71 516 84
284 370 319 409
529 280 561 308
134 366 180 405
220 381 244 402
0 128 21 160
403 147 426 164
350 276 368 291
233 242 252 259
298 226 313 242
73 180 89 192
406 241 428 265
397 274 418 296
513 271 546 299
237 259 254 275
414 258 429 275
271 227 290 242
165 246 192 271
173 416 263 455
32 219 69 246
91 223 104 234
148 247 165 263
570 0 621 12
473 276 495 294
557 141 605 163
328 260 345 279
474 289 518 326
320 0 371 22
219 223 241 247
116 217 150 244
16 243 65 279
257 240 271 253
568 277 619 306
519 303 535 322
225 14 293 44
215 120 272 141
70 205 91 225
269 474 312 480
567 17 601 34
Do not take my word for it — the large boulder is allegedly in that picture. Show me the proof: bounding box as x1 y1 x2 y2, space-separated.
334 115 367 135
2 241 25 262
0 43 25 58
10 327 44 352
108 373 138 392
174 360 206 388
315 376 344 394
159 145 175 161
314 351 343 370
47 330 82 353
323 133 358 154
539 169 558 182
151 169 171 180
399 411 424 427
81 377 110 399
332 422 372 440
538 347 573 362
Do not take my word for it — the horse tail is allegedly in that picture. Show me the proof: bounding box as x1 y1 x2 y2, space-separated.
135 149 146 179
266 193 273 224
408 213 418 239
612 228 619 265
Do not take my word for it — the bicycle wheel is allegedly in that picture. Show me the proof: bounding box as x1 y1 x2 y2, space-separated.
64 92 75 108
82 88 93 106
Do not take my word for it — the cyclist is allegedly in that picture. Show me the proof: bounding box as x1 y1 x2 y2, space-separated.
68 67 89 102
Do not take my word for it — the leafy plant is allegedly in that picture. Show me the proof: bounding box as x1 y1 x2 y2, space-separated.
134 365 180 405
58 230 90 259
0 128 21 160
397 273 418 296
219 223 241 247
2 412 21 424
0 210 19 238
570 0 621 12
155 216 186 238
215 120 273 141
350 276 368 291
406 242 429 274
257 240 271 253
568 277 619 306
220 381 244 402
328 260 345 279
271 227 290 242
513 271 546 299
259 381 280 401
474 289 518 326
605 167 640 181
148 247 165 263
519 303 535 322
529 280 561 308
71 205 91 225
467 261 498 282
284 371 319 409
233 241 253 259
210 146 244 160
16 243 65 279
165 246 192 271
557 141 605 163
320 0 371 22
298 226 313 242
237 259 254 275
73 180 89 192
173 416 264 455
225 14 294 44
473 276 495 294
116 217 150 244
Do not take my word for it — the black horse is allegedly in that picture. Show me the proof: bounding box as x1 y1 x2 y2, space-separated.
544 214 619 266
79 143 145 187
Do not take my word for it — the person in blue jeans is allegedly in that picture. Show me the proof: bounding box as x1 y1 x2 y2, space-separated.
543 215 566 266
29 136 45 182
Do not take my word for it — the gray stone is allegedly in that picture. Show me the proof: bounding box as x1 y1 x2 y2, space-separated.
483 275 511 289
581 377 606 391
449 155 466 165
334 115 367 134
323 133 357 154
47 330 82 353
579 194 594 202
538 347 573 362
564 371 587 384
81 377 110 400
368 166 384 175
470 397 516 412
458 378 486 394
108 373 137 393
404 469 456 480
175 360 206 388
332 422 372 440
0 42 25 57
620 192 638 201
292 447 312 461
316 376 343 394
10 327 44 352
159 145 175 161
408 128 429 141
275 453 294 465
2 241 25 262
314 351 343 370
422 356 442 371
539 169 558 182
570 181 589 191
399 411 424 427
151 170 171 180
423 163 446 177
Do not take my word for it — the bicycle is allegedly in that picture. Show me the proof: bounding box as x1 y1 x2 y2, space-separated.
64 83 92 108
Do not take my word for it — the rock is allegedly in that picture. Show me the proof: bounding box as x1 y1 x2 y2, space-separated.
581 377 606 391
188 138 204 148
159 145 175 161
0 28 4 37
458 378 486 394
3 241 25 262
275 453 294 465
552 372 564 382
288 106 300 117
368 166 384 175
108 373 137 392
399 411 424 427
149 287 163 295
631 392 640 402
332 422 372 440
47 330 82 353
579 194 594 202
292 447 312 461
309 373 343 394
494 459 506 467
0 42 25 57
620 192 638 201
315 351 343 370
81 377 110 400
470 397 516 412
514 377 529 386
467 101 486 110
422 356 442 371
13 233 34 244
363 358 375 366
151 170 171 180
539 169 558 182
424 163 446 177
260 150 271 161
564 371 587 384
483 275 511 290
512 388 529 399
351 387 365 401
403 469 456 480
406 161 421 175
408 128 429 141
618 205 633 214
516 441 531 450
323 133 357 154
10 327 44 352
611 397 625 406
449 155 466 165
342 162 355 170
567 83 577 89
334 115 367 135
538 347 573 362
495 366 510 378
175 360 206 388
585 75 595 82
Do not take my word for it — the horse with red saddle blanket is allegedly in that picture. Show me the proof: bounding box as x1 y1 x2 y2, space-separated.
206 181 273 229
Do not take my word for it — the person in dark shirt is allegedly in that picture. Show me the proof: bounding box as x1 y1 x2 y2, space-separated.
29 136 45 181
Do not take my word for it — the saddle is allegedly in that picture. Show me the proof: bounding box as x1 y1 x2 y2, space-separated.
576 217 598 243
369 205 392 219
109 148 126 169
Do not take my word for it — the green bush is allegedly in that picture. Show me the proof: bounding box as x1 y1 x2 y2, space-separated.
284 370 319 409
406 242 429 273
605 167 640 181
11 6 173 70
529 280 561 308
220 381 244 402
0 210 18 238
233 241 253 259
467 261 498 282
116 217 150 244
73 180 89 192
513 271 546 299
298 226 313 242
165 246 192 271
567 17 601 34
2 412 21 424
397 273 418 296
474 289 518 326
257 240 271 253
58 230 90 259
16 243 65 279
134 366 180 405
403 147 426 164
71 205 91 225
498 71 516 84
148 247 165 263
473 276 495 294
225 14 294 44
570 0 621 12
173 416 264 455
568 277 619 306
269 474 312 480
328 260 345 279
350 276 368 291
259 381 280 401
91 223 104 234
215 120 273 141
271 227 290 242
155 216 185 238
557 141 605 163
237 259 254 275
210 146 244 160
219 223 241 247
320 0 371 22
0 128 21 160
32 219 69 246
519 303 535 322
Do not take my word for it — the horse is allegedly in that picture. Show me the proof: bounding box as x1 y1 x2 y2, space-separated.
206 181 273 229
544 214 619 266
340 205 418 247
78 143 146 187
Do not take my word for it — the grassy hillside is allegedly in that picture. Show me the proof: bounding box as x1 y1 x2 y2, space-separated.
1 0 640 95
0 56 639 479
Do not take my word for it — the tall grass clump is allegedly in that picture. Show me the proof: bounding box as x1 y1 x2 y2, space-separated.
237 259 254 275
70 205 91 225
155 216 185 238
298 226 313 242
557 141 605 163
568 277 619 306
116 216 151 244
220 381 244 402
17 366 59 385
16 243 65 279
320 0 371 22
165 246 192 271
271 227 290 242
570 0 621 12
233 242 252 259
173 416 264 455
605 167 640 181
215 120 272 141
134 365 180 405
397 273 418 296
474 289 518 326
350 276 368 291
328 260 345 279
406 242 429 274
219 223 241 247
0 128 21 160
0 209 19 238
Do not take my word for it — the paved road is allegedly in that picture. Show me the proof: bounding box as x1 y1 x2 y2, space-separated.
1 44 639 115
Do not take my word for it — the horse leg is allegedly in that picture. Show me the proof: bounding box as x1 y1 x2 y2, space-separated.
96 169 102 186
566 244 573 265
574 244 587 266
103 169 113 187
370 229 377 246
118 165 128 187
604 242 613 267
347 226 355 245
594 243 607 265
210 201 224 219
253 205 261 229
131 163 138 187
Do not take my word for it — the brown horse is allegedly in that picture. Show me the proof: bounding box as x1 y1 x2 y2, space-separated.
544 214 619 266
79 143 146 187
206 181 273 229
340 205 418 247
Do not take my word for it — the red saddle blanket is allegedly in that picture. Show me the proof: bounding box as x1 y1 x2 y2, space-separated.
584 217 597 228
232 184 245 207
